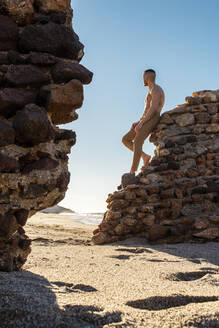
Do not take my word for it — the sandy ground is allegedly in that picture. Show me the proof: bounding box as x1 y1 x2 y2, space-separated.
0 213 218 328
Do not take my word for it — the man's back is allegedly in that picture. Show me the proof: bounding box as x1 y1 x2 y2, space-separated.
145 84 165 116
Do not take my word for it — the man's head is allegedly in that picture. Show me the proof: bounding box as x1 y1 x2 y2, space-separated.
143 69 156 86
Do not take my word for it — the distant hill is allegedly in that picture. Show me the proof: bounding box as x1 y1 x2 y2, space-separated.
40 205 75 214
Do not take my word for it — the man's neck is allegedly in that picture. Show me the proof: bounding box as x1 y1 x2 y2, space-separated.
148 82 155 91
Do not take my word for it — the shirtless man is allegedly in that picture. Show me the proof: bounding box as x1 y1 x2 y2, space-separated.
122 69 165 174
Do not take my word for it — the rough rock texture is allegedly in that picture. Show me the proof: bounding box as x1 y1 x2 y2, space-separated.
93 90 219 245
0 0 93 271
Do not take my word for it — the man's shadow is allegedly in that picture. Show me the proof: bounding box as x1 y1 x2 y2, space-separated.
112 238 219 267
0 270 124 328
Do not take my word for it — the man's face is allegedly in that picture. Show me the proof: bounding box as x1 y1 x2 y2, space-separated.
143 72 148 86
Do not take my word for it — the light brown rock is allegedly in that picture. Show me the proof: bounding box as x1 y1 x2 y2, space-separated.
142 215 155 226
92 231 110 244
193 228 219 240
206 124 219 133
123 217 137 226
35 0 70 13
48 80 84 125
2 0 34 25
194 218 209 230
124 191 136 200
174 113 195 126
105 211 122 221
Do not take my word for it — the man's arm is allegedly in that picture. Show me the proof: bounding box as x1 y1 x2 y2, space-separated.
139 93 151 120
141 88 160 123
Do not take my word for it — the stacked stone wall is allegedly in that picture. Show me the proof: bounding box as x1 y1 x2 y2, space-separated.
0 0 93 271
93 90 219 245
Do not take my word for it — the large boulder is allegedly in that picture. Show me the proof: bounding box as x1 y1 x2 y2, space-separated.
13 104 55 145
19 22 84 61
51 61 93 84
0 88 36 117
0 16 18 50
5 65 50 87
0 120 15 146
46 79 83 124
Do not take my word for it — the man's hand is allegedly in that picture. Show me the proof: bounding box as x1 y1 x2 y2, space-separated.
135 120 144 133
131 121 139 130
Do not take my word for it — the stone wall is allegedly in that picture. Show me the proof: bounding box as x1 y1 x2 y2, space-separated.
0 0 93 271
93 90 219 245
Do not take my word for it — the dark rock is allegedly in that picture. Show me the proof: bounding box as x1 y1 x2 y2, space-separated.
0 120 15 146
55 151 68 160
150 158 165 166
0 72 4 86
147 225 169 241
191 186 207 194
18 237 31 250
14 209 29 226
51 61 93 84
0 53 9 64
19 153 37 170
56 171 70 192
160 188 175 199
186 135 197 143
27 52 58 66
22 157 59 173
213 192 219 203
36 151 51 158
22 183 47 198
0 65 8 73
0 16 18 51
0 88 36 118
5 64 50 87
207 181 219 193
33 14 50 25
0 154 19 172
36 85 51 108
19 22 84 61
154 164 168 172
121 173 139 188
172 146 184 154
55 129 76 144
0 214 18 236
165 140 176 148
13 104 55 145
50 13 66 24
167 161 180 170
7 51 26 64
176 137 187 145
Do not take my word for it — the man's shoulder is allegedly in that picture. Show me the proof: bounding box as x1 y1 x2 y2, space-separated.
154 84 164 92
153 84 165 96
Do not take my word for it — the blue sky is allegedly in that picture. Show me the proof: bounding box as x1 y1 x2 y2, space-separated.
60 0 219 212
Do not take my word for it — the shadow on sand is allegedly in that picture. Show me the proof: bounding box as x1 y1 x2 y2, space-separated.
112 238 219 267
0 270 124 328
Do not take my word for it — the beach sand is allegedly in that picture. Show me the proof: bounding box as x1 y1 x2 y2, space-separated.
0 212 218 327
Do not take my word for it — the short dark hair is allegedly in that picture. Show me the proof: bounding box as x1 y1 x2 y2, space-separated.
144 69 156 75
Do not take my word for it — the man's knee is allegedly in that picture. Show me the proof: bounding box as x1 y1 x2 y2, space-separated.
122 135 127 146
133 135 144 148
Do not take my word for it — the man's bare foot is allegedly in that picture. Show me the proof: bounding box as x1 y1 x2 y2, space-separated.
142 153 151 166
130 170 136 174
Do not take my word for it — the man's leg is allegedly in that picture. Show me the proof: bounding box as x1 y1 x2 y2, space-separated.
122 128 136 151
142 153 151 166
131 113 160 172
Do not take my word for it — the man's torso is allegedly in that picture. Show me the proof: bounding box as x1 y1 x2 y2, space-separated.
142 84 165 118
